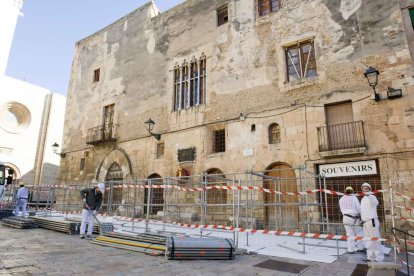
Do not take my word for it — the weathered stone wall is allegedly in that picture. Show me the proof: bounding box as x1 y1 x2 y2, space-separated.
61 0 414 231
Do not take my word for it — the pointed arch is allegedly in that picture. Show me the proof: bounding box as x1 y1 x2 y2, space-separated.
144 173 164 216
96 146 132 181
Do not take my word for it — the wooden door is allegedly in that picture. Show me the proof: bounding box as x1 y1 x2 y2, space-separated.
325 101 354 150
264 164 299 230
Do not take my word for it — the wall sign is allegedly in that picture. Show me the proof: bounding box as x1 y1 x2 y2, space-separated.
319 160 377 178
177 147 196 162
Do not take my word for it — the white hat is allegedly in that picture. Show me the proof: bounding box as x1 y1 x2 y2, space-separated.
361 182 372 190
97 182 105 193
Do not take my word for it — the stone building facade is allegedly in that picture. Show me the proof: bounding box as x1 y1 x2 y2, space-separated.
62 0 414 232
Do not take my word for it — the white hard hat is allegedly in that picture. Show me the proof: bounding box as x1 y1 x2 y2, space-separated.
361 182 372 190
97 182 105 193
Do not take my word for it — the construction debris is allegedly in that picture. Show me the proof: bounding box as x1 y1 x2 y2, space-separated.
32 216 114 235
0 209 14 220
166 236 235 260
2 217 38 229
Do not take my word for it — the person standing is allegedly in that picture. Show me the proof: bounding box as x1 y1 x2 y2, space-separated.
339 186 365 254
360 182 384 262
14 182 28 217
79 183 105 239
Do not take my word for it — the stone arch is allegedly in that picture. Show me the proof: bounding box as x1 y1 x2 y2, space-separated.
144 173 164 216
263 162 299 230
96 146 132 182
4 162 21 182
204 168 228 225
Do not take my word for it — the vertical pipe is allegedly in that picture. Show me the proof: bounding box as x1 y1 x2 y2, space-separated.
336 239 340 260
389 180 398 267
323 176 330 232
163 177 168 232
232 175 235 227
404 233 409 276
132 179 137 232
304 168 310 233
146 180 151 232
318 176 325 233
236 187 241 249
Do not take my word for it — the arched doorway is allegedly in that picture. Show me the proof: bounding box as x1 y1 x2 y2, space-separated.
144 174 164 216
204 168 228 225
264 163 299 230
104 162 123 213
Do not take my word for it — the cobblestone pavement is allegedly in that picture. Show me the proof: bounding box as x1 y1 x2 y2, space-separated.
0 224 395 276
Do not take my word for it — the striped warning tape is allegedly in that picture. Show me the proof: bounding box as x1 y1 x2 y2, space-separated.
8 183 388 198
397 238 414 247
395 216 414 223
397 257 414 269
394 192 414 202
44 209 387 242
395 205 414 212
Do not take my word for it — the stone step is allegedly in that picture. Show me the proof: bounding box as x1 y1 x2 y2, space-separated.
368 261 404 270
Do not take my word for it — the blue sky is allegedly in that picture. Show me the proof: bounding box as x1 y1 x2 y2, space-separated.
6 0 185 95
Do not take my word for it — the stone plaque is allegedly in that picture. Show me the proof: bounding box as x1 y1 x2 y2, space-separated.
178 148 196 162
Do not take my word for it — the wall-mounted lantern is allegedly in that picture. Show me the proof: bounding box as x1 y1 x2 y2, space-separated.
52 142 66 158
144 118 161 140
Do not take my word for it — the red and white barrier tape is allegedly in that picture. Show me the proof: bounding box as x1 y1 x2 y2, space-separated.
395 216 414 223
396 205 414 212
397 257 414 269
395 192 414 202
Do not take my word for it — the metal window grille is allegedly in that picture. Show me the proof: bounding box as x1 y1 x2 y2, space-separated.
213 129 226 153
199 55 206 105
181 62 189 109
173 65 180 110
269 123 281 144
286 40 317 81
190 59 198 107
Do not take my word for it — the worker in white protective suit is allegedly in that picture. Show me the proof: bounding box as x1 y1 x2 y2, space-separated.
360 182 384 262
14 182 29 216
339 186 365 254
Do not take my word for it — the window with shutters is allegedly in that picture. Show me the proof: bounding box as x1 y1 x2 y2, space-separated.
258 0 281 16
285 40 317 82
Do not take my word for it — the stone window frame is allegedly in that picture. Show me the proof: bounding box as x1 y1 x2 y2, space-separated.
156 143 165 159
257 0 281 17
284 39 317 82
173 54 207 111
401 4 414 68
268 123 281 144
80 158 85 171
217 5 229 26
93 68 100 83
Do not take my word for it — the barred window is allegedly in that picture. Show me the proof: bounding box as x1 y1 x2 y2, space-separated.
258 0 281 16
173 54 206 111
269 123 281 144
285 40 317 82
213 129 226 153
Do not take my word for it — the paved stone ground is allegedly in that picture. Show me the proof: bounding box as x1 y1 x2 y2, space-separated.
0 224 397 276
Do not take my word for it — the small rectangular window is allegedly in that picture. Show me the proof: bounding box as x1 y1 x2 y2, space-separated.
94 68 100 82
157 143 165 159
258 0 281 16
213 129 226 153
80 158 85 171
285 40 316 82
217 6 228 26
410 8 414 30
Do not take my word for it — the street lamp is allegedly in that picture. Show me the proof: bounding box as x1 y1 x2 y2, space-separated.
144 118 161 140
364 66 380 101
52 142 66 158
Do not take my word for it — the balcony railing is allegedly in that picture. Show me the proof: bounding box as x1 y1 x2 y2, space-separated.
317 121 366 152
86 123 117 145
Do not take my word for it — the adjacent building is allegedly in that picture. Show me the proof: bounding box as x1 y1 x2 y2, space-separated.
0 0 66 185
61 0 414 232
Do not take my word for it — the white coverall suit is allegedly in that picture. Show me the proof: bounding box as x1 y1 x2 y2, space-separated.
361 194 384 262
339 194 365 253
15 186 29 216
